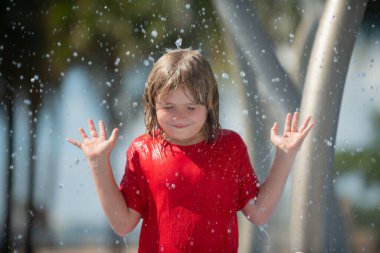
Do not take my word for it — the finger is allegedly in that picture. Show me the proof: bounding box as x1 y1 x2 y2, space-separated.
88 119 98 138
291 111 299 132
67 138 82 148
299 115 312 133
284 113 292 134
270 122 280 145
299 120 315 142
271 122 279 137
108 128 119 146
79 128 88 140
99 120 107 139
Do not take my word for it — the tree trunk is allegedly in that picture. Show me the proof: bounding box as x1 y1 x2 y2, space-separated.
289 0 367 252
211 0 301 114
25 102 38 253
211 0 302 252
2 88 15 253
224 38 275 253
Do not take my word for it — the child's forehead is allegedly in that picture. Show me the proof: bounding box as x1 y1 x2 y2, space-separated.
156 86 198 102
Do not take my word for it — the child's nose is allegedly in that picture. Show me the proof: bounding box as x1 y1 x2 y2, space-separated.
172 109 186 120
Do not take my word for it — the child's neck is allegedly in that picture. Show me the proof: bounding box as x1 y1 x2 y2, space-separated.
163 132 206 146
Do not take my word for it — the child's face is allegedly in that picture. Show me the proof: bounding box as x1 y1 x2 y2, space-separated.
156 87 207 145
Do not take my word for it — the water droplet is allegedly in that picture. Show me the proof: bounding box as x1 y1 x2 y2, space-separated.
258 224 271 248
222 72 229 79
151 30 158 38
185 3 191 9
59 183 64 189
175 38 182 48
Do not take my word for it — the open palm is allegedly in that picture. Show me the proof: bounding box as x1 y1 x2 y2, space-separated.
271 112 314 155
67 119 118 161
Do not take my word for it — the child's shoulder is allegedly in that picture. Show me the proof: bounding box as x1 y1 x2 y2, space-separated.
130 133 155 145
127 133 155 152
217 129 245 144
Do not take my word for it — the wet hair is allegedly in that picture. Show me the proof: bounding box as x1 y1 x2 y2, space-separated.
143 48 220 143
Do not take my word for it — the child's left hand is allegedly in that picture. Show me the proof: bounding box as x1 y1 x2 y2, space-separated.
270 112 314 155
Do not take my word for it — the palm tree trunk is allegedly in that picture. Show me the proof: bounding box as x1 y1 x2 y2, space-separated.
25 104 38 253
289 0 367 252
2 88 15 253
211 0 301 113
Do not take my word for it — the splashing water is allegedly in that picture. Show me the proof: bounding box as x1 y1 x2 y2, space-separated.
256 145 276 166
151 29 158 38
258 225 271 251
175 38 182 48
123 235 129 252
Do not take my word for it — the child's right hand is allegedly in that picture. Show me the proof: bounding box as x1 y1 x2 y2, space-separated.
67 119 119 163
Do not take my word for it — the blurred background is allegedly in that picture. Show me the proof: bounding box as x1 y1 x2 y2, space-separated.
0 0 379 252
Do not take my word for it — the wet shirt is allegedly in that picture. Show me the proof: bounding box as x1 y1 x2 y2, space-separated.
120 129 260 253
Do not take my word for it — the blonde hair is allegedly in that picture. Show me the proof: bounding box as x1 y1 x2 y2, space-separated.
143 48 220 142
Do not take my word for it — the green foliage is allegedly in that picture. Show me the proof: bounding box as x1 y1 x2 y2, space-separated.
334 150 380 185
351 205 380 227
334 111 380 185
44 0 225 77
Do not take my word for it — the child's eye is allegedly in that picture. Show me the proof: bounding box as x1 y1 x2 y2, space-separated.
163 106 173 110
187 107 196 111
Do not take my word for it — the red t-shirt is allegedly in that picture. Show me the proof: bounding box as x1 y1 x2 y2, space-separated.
120 129 260 253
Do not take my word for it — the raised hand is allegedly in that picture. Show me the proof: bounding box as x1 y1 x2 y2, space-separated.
67 119 119 162
270 112 314 155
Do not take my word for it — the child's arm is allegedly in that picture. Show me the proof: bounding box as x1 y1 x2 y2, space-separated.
242 112 314 225
67 119 141 236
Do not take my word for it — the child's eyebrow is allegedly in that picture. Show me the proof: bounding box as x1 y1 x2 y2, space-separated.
157 101 200 106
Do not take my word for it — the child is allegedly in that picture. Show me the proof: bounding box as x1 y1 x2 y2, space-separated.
67 49 314 252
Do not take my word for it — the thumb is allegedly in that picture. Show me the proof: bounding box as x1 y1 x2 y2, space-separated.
270 122 279 145
271 122 279 137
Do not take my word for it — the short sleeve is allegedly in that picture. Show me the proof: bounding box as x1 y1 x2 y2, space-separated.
236 143 260 210
119 145 146 216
